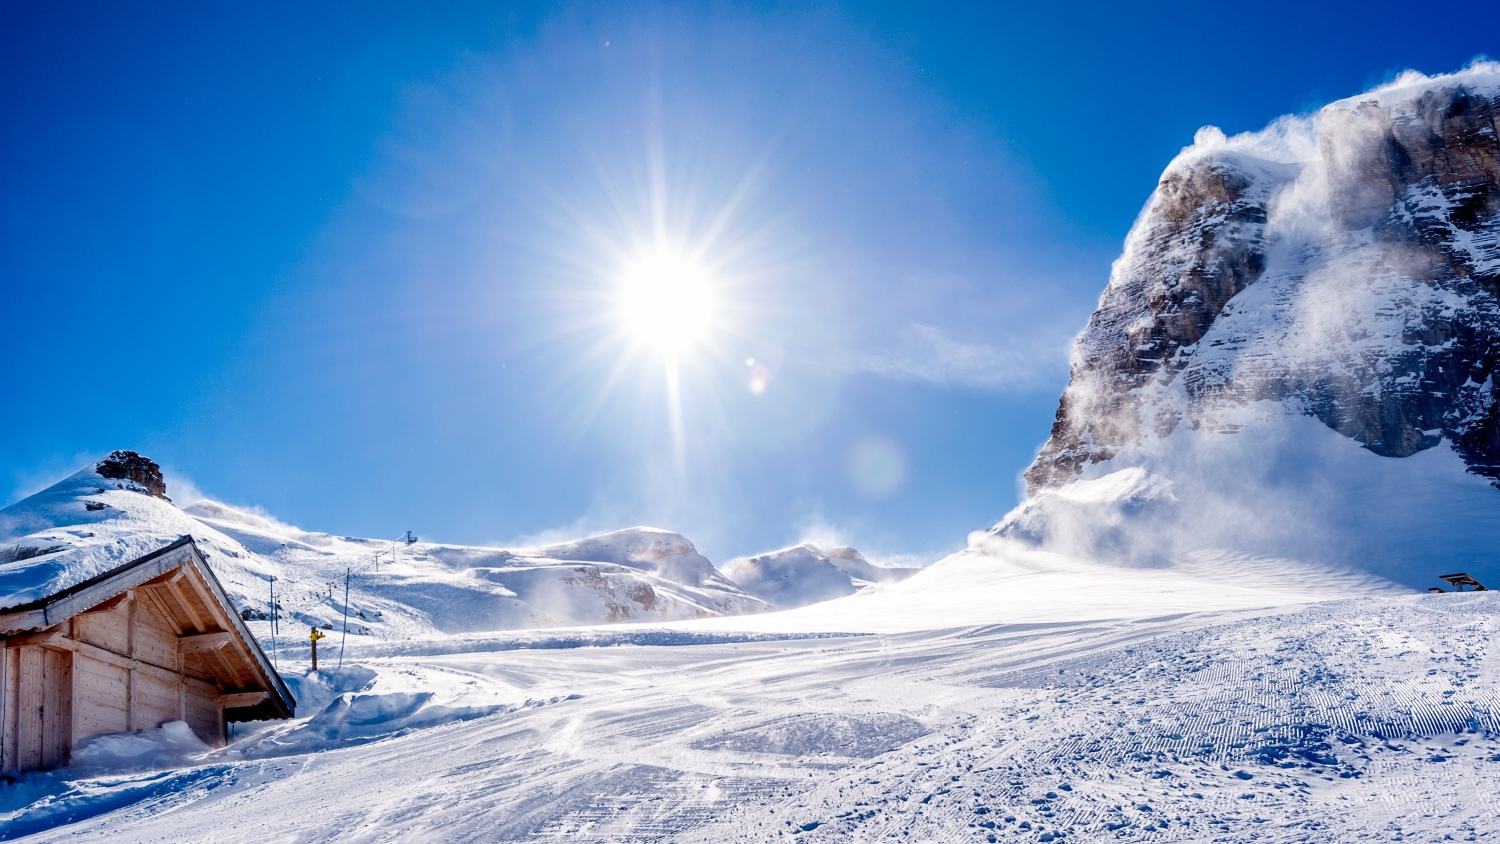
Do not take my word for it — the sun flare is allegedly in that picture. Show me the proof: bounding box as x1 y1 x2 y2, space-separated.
618 251 714 356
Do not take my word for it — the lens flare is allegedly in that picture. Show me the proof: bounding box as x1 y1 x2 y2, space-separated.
747 362 772 395
618 251 714 356
848 436 908 498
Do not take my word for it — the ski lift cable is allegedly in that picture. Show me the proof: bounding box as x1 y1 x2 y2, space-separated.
250 529 418 659
267 575 278 671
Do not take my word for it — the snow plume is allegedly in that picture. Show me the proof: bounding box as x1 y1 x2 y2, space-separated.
181 499 323 544
793 515 937 570
793 514 854 552
159 470 207 513
993 415 1500 591
4 451 101 507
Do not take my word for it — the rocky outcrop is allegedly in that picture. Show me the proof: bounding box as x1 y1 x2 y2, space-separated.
1026 68 1500 493
95 450 170 500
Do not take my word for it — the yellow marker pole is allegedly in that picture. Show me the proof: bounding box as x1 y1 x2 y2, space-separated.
310 626 327 672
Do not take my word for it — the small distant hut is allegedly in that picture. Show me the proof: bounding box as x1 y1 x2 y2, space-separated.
0 536 294 773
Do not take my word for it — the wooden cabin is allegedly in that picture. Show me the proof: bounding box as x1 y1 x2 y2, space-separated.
0 536 294 773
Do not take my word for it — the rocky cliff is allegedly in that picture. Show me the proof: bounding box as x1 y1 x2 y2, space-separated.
1026 64 1500 494
95 450 170 500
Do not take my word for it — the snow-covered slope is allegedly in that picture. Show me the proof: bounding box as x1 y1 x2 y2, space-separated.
10 592 1500 842
0 453 767 637
186 502 769 635
0 454 280 614
719 543 919 610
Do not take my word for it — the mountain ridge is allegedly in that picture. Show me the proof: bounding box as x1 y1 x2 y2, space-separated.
0 453 902 636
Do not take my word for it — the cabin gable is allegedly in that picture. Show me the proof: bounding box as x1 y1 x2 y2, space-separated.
0 537 293 774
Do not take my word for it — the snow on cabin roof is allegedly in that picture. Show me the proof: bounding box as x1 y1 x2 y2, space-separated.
0 456 212 612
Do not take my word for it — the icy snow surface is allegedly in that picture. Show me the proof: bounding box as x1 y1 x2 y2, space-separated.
8 594 1500 841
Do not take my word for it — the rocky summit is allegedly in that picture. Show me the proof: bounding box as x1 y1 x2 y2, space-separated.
1026 65 1500 493
95 450 170 500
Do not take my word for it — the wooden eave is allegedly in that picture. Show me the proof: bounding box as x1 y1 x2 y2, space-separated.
0 535 295 719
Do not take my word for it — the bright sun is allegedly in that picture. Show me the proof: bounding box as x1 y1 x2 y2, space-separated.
618 251 714 356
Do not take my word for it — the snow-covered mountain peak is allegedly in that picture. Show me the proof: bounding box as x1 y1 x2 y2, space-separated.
1323 61 1500 113
0 457 273 611
520 526 701 568
720 542 919 610
1027 63 1500 496
1000 64 1500 591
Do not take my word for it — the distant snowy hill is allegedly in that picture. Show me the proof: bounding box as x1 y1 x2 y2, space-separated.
976 64 1500 593
720 544 918 610
0 453 768 639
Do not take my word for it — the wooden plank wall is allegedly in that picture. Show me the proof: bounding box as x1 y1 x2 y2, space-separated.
42 648 71 769
72 599 129 653
133 594 178 668
135 673 180 731
1 565 260 772
185 685 221 743
73 654 129 738
1 647 15 772
67 589 225 749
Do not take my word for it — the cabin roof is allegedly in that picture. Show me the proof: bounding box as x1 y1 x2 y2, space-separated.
0 535 295 719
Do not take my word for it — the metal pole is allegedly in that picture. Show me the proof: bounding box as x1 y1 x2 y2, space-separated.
337 566 351 670
268 575 278 670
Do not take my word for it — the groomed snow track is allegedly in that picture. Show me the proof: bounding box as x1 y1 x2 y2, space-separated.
6 591 1500 842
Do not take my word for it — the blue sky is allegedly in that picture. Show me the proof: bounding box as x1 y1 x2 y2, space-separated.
3 1 1495 564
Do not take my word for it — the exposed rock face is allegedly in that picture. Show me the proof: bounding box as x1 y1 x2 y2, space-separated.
1027 68 1500 494
95 450 170 500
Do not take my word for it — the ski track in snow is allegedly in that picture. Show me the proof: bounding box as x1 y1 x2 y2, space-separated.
7 592 1500 842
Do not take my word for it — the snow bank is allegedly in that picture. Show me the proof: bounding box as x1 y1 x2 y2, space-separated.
236 690 510 757
69 721 211 772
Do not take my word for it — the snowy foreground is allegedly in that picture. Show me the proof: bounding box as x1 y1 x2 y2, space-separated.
6 591 1500 842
